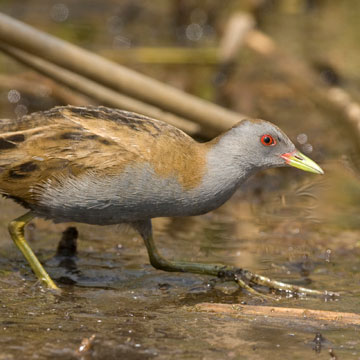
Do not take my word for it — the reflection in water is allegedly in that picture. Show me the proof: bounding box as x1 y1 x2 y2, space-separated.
47 226 81 284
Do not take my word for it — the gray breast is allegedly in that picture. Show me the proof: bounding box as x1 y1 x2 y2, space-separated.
34 163 238 225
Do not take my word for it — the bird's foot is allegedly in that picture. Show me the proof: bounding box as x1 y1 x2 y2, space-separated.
218 268 339 298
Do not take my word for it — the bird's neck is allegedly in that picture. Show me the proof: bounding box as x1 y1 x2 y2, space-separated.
207 128 256 181
189 130 256 212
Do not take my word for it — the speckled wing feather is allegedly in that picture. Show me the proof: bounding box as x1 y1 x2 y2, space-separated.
0 106 206 209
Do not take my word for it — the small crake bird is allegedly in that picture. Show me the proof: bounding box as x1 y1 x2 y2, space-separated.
0 106 327 296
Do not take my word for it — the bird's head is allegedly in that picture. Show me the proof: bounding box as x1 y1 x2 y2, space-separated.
227 119 324 175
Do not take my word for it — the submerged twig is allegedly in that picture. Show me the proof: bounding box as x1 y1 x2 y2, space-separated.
195 303 360 326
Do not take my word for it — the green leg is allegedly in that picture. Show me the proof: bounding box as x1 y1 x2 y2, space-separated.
134 220 337 298
8 211 59 290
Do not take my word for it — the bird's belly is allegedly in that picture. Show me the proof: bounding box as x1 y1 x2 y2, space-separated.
33 168 232 225
35 198 208 225
34 190 218 225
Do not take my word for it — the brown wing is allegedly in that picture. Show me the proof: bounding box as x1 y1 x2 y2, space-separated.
0 106 204 207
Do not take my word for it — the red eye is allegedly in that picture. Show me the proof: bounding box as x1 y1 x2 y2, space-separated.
260 134 276 146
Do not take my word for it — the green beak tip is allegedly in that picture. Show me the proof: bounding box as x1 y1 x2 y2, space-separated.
282 151 324 175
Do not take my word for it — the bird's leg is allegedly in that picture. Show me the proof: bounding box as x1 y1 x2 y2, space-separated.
134 220 335 297
8 211 59 290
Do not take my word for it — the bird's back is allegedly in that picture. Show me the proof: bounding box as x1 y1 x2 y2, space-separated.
0 106 208 223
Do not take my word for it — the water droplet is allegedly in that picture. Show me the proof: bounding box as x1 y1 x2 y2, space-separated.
302 143 313 154
15 104 28 118
297 133 307 144
7 89 20 103
186 23 203 41
50 3 69 23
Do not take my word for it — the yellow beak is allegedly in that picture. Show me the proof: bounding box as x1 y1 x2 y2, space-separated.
281 150 324 175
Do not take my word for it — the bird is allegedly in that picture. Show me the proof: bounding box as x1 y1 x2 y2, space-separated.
0 105 326 295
